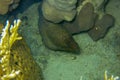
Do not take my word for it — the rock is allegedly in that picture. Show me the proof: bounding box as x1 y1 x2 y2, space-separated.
9 0 20 11
77 2 96 31
0 0 20 15
88 14 115 41
41 0 77 23
63 3 97 34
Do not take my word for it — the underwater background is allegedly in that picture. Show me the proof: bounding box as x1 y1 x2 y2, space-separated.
0 0 120 80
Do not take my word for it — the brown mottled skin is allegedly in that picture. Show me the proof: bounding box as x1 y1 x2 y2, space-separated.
38 4 80 53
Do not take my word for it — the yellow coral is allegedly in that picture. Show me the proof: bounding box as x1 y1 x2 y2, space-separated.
104 71 119 80
0 19 42 80
0 19 21 80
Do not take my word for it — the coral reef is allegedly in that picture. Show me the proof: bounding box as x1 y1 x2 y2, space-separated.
0 19 42 80
11 1 119 80
0 0 20 15
41 0 77 23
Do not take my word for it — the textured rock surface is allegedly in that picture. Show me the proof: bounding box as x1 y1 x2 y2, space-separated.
41 0 77 23
89 0 108 11
88 14 115 41
77 0 109 14
47 0 77 11
76 3 95 31
0 0 20 15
